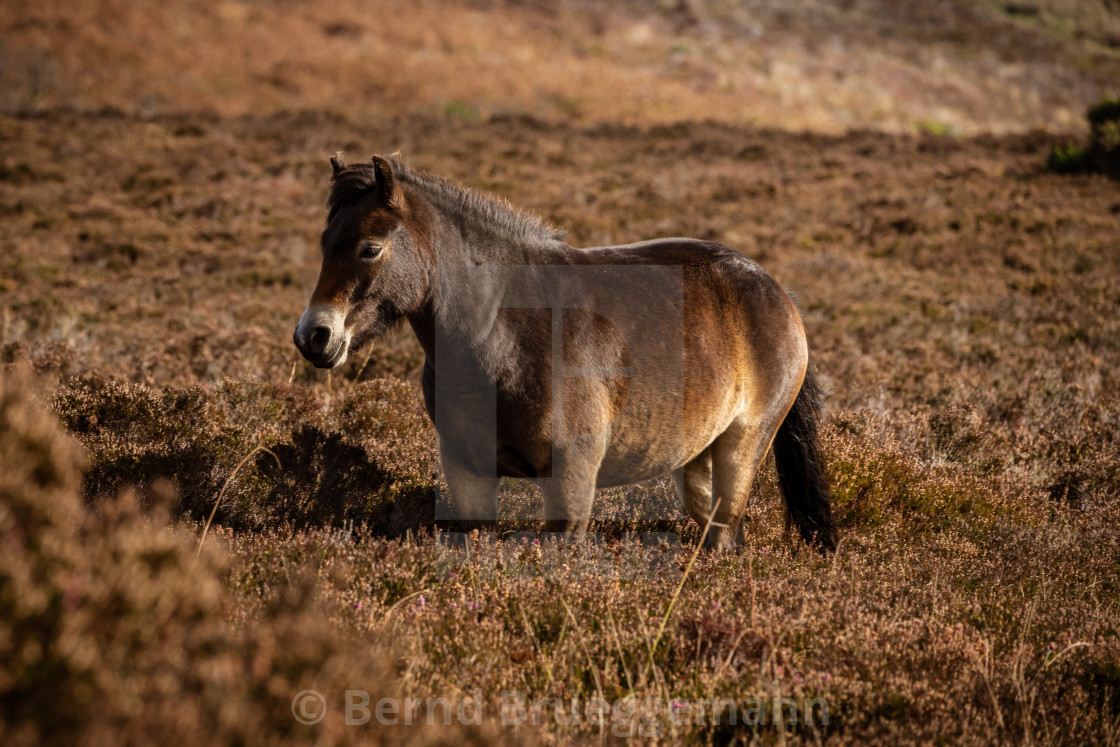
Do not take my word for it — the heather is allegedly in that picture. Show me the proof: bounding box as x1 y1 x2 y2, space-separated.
2 0 1120 743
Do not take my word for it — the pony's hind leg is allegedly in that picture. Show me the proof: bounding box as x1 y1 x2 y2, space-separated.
708 415 780 551
672 447 713 529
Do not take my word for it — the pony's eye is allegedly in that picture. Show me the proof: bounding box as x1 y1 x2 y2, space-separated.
359 241 384 260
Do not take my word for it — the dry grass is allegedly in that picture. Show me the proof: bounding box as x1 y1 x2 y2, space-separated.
50 376 440 534
2 0 1120 743
3 108 1119 742
212 406 1120 743
6 361 1120 742
0 370 522 746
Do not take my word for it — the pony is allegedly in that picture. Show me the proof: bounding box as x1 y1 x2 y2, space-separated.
294 153 836 552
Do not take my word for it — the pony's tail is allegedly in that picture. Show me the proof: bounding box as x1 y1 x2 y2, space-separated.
772 362 838 553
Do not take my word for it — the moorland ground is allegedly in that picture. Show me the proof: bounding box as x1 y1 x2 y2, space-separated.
2 0 1120 744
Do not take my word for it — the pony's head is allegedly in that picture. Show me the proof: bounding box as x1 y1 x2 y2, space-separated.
294 153 432 368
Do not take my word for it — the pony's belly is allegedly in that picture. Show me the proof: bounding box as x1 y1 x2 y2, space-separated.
593 462 676 488
592 439 704 488
593 410 734 488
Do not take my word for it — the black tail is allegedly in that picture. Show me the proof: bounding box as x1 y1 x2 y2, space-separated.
772 362 838 553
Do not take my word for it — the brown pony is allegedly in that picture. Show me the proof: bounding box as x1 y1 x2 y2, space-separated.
294 153 837 552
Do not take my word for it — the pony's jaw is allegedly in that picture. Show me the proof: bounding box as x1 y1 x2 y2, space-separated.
293 304 351 369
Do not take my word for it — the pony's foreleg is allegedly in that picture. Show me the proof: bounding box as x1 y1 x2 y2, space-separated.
440 440 500 533
540 479 594 539
539 438 604 541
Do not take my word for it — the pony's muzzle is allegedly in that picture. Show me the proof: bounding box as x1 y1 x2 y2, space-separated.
293 306 350 368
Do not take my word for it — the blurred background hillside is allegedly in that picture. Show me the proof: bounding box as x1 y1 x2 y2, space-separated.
2 0 1119 133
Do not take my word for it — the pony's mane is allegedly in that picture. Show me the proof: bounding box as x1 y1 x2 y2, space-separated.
326 163 381 223
327 156 566 244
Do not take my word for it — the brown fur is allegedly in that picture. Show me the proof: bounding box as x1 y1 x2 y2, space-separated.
294 154 837 551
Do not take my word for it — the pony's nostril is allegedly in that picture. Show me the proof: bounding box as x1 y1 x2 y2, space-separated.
309 326 332 355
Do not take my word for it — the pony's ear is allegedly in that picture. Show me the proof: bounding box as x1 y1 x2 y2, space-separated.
370 154 401 209
330 151 346 177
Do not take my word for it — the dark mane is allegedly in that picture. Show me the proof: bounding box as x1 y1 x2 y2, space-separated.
327 156 566 243
326 163 380 223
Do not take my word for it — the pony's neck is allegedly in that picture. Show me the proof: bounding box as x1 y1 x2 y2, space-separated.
398 167 566 266
400 174 566 384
